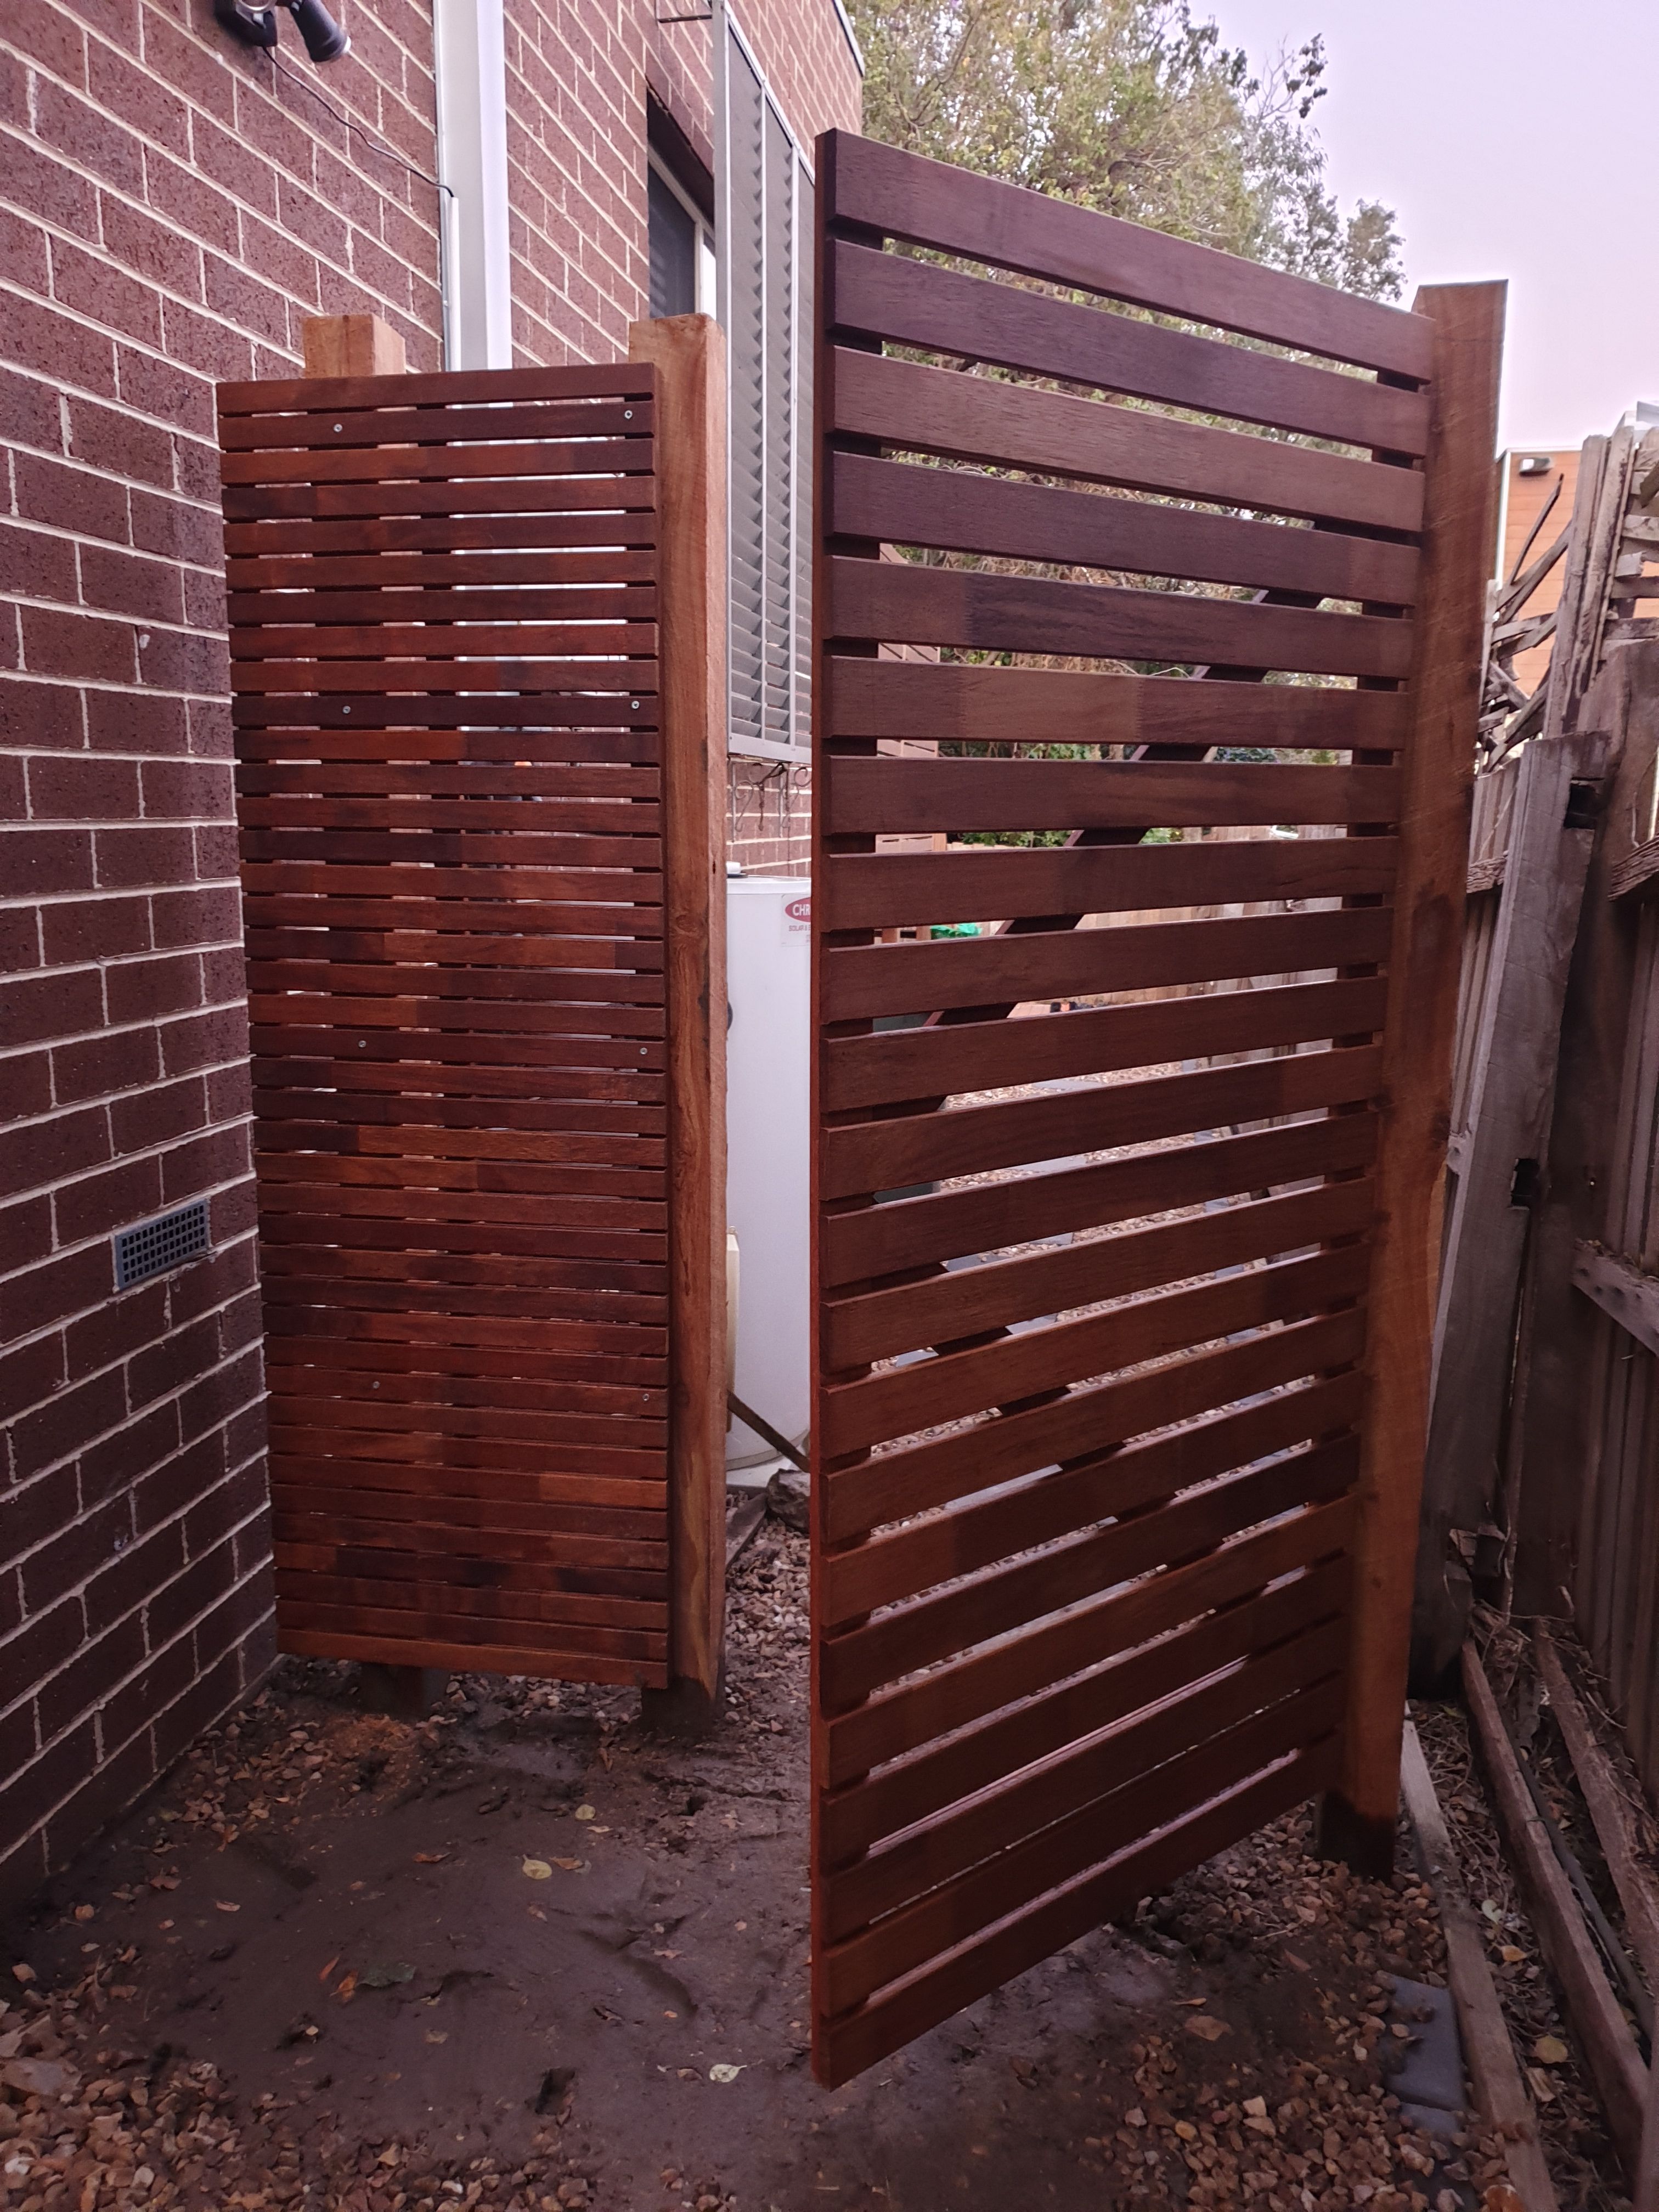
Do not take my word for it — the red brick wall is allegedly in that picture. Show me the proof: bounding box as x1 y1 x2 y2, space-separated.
0 0 445 1914
1 0 856 1910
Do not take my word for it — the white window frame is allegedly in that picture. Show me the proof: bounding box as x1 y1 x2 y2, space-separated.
715 0 815 764
647 151 718 320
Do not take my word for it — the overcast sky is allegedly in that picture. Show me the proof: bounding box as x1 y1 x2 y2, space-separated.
1214 0 1656 449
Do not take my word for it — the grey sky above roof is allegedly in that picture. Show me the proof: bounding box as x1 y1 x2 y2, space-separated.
1216 0 1654 449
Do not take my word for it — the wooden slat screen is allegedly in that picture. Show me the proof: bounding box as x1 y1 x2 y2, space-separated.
217 361 670 1688
809 131 1501 2085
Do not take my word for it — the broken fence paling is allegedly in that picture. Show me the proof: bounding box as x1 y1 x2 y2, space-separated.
807 128 1502 2087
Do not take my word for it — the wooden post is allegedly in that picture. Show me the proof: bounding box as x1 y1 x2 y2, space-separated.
628 313 730 1711
301 312 408 377
1318 281 1505 1876
1414 726 1607 1680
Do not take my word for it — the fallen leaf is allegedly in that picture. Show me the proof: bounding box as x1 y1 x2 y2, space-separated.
1499 1945 1525 1964
215 1901 240 1914
318 1955 339 1984
1186 2013 1229 2041
425 2032 448 2045
522 1859 553 1881
413 1853 448 1866
527 1905 546 1921
1533 2035 1568 2065
552 1857 584 1872
1526 2066 1557 2104
72 1906 94 1923
574 1805 596 1822
709 2063 744 2083
336 1972 358 2002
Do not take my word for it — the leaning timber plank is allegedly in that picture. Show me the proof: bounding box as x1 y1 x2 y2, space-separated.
820 132 1432 377
822 758 1400 836
826 242 1430 454
828 657 1411 752
1572 1244 1659 1360
1417 731 1608 1684
831 350 1424 533
1321 282 1504 1876
1463 1643 1646 2176
831 453 1420 605
827 556 1413 679
1535 1628 1659 1990
1398 1718 1561 2212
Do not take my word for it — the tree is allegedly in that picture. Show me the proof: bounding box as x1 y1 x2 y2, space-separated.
852 0 1404 301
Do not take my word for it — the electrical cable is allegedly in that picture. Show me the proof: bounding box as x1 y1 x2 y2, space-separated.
262 44 453 201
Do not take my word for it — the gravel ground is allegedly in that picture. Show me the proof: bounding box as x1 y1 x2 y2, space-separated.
0 1524 1581 2212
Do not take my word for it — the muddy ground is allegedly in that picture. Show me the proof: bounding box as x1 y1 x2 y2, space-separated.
1 1521 1572 2212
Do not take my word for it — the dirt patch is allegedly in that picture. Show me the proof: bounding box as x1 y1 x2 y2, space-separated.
4 1526 1528 2211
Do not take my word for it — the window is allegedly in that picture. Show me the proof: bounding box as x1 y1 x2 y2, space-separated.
647 153 715 322
718 6 813 761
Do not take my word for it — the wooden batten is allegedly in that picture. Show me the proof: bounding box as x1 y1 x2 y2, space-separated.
301 312 409 379
1318 280 1506 1875
628 314 729 1702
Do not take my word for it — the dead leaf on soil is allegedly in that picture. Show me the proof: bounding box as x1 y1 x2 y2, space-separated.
335 1972 359 2003
1532 2034 1567 2064
522 1858 553 1881
1185 2013 1230 2041
215 1901 240 1914
413 1852 448 1866
708 2064 744 2083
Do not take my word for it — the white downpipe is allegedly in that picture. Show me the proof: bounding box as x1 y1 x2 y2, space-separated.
434 0 513 369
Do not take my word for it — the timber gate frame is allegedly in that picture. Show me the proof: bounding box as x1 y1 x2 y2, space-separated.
809 129 1502 2085
216 319 726 1699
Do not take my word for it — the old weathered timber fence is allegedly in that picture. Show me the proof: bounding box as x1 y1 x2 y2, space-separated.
808 128 1502 2086
216 315 727 1700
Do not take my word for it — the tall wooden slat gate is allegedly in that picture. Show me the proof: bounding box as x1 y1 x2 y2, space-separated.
809 132 1502 2084
217 346 725 1695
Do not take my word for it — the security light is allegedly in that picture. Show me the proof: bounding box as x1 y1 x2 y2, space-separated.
213 0 349 63
284 0 351 63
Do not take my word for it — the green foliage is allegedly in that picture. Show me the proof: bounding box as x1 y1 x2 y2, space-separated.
853 1 1403 301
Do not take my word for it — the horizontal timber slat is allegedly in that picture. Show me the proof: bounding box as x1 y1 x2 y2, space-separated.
832 452 1418 608
822 905 1391 1021
832 351 1424 533
828 658 1411 752
825 1306 1367 1540
823 759 1401 837
822 1212 1372 1454
825 975 1389 1113
830 557 1412 679
826 241 1430 451
822 1041 1384 1198
825 1111 1378 1286
821 133 1432 375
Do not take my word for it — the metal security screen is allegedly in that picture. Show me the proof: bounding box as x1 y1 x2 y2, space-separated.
808 131 1501 2085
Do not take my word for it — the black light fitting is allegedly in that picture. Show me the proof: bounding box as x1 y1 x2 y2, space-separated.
213 0 350 63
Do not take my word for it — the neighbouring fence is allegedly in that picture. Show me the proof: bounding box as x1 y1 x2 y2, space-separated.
215 332 726 1696
1420 405 1659 1788
808 129 1501 2087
